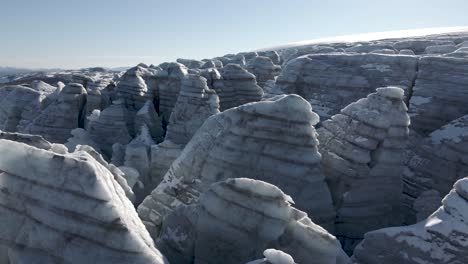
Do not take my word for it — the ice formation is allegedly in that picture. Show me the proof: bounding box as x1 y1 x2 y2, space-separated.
393 39 455 54
153 62 188 121
279 45 338 65
409 56 468 135
353 176 468 264
176 58 204 69
0 86 43 132
0 139 168 264
164 74 220 144
257 50 281 65
146 74 220 196
124 126 154 185
402 114 468 223
215 54 246 67
65 128 100 152
275 53 418 120
134 101 164 142
88 100 132 157
138 95 335 237
424 44 458 54
212 64 264 111
24 83 87 143
317 87 410 253
156 178 348 264
30 80 59 94
1 27 468 264
115 66 153 112
84 88 102 123
246 56 281 87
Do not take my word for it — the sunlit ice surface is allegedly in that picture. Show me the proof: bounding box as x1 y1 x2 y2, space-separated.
258 26 468 51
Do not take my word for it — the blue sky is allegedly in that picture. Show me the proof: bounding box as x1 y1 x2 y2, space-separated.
1 0 467 69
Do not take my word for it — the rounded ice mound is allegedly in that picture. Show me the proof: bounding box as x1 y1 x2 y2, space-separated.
242 94 319 124
212 63 263 111
31 80 58 94
115 65 153 111
207 178 293 221
156 178 348 264
246 56 281 87
341 86 410 129
263 249 295 264
258 50 281 65
399 49 416 55
369 49 396 55
177 58 204 69
376 86 405 100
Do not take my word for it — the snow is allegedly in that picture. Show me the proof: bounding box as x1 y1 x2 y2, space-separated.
50 143 68 154
424 216 443 228
87 109 101 121
263 249 295 264
455 178 468 198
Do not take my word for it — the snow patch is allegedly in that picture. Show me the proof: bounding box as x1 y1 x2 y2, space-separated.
263 249 295 264
424 216 443 228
